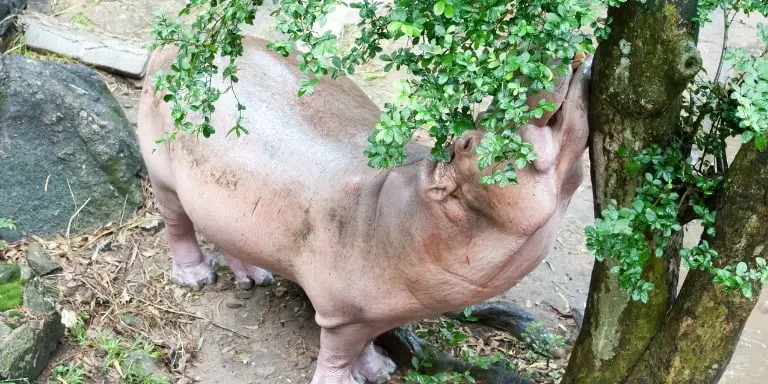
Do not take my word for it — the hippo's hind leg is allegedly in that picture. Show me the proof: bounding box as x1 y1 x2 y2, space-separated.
153 184 216 291
311 324 396 384
223 253 274 290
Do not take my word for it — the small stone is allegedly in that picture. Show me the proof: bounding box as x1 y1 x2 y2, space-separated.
139 218 164 232
0 311 65 380
121 313 139 327
0 263 20 284
23 280 55 315
60 309 78 329
19 263 34 282
25 243 61 276
225 299 244 309
124 351 171 383
525 299 533 308
172 287 186 301
255 365 277 377
274 286 288 298
295 355 313 370
0 322 11 339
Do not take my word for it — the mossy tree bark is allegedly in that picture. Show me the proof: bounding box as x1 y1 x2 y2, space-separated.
563 0 701 382
624 144 768 383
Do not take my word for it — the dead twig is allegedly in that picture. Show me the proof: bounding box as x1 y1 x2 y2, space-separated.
130 294 251 339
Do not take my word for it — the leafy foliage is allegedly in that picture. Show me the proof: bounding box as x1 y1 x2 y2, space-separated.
49 362 87 384
0 218 14 250
150 0 609 184
521 321 565 359
585 0 768 301
406 356 476 384
149 0 768 305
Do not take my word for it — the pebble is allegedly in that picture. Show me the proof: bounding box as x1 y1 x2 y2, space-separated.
274 286 288 298
295 355 313 370
255 366 277 377
225 299 245 309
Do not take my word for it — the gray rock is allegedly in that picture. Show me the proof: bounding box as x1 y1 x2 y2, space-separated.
0 322 11 339
0 0 26 36
25 244 60 276
0 54 145 241
22 279 55 315
0 263 19 284
0 311 64 380
121 313 138 327
225 298 244 309
124 351 171 383
19 263 33 282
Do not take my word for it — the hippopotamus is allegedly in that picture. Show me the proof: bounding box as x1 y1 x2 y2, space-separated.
137 36 591 383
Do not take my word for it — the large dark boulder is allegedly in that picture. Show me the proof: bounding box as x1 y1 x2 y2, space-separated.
0 54 145 240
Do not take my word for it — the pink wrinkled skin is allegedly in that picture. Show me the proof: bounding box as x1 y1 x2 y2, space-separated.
137 36 592 383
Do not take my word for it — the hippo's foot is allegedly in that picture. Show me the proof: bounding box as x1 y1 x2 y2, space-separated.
312 325 397 384
351 343 397 384
171 252 217 291
224 253 275 290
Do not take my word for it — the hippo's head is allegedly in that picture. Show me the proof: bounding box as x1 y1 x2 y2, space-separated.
421 56 592 232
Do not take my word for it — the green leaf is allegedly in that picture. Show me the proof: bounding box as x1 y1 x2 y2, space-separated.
433 1 446 16
736 262 748 275
444 4 455 18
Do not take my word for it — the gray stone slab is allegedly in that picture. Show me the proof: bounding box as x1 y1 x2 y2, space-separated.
18 12 149 78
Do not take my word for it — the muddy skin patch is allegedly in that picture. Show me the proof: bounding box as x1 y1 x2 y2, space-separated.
295 208 314 244
209 169 240 191
327 208 347 240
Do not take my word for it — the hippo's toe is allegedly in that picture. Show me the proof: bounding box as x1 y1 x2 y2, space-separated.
171 253 217 291
351 343 397 384
231 264 275 290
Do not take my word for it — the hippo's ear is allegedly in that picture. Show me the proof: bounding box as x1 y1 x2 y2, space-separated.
425 162 458 202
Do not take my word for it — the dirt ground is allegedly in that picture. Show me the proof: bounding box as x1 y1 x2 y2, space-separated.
4 0 768 383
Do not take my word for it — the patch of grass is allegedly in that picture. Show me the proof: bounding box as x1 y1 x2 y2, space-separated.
0 280 23 311
71 11 95 27
52 309 171 384
93 333 170 384
49 362 87 384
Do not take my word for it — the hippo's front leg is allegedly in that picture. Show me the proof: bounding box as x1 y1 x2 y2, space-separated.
311 324 396 384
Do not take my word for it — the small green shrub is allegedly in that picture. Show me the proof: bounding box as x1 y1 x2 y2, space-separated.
49 362 87 384
521 321 565 359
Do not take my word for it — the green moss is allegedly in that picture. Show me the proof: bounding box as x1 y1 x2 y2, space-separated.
105 157 128 195
0 281 23 311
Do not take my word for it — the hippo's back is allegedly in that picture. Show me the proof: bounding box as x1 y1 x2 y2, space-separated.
143 36 384 190
228 37 383 156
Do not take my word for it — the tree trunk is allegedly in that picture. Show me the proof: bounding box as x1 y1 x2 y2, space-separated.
563 1 701 382
624 144 768 383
